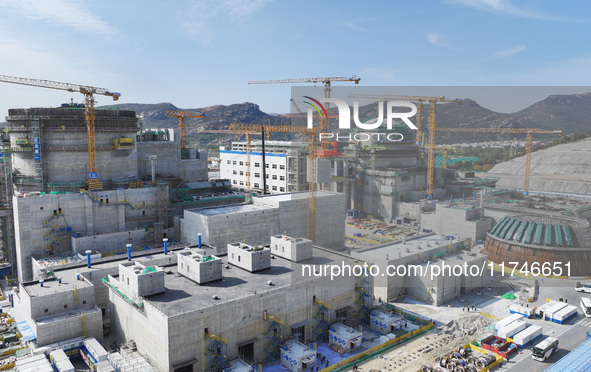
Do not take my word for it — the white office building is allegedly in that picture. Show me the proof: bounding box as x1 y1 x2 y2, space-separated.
220 141 308 194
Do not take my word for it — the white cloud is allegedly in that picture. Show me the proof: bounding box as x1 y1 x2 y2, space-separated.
0 0 117 36
501 54 591 85
450 0 578 22
343 20 367 32
427 32 460 50
183 0 273 45
493 45 526 58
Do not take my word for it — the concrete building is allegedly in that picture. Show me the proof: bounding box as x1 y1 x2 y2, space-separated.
220 141 308 194
105 245 357 371
421 203 493 241
6 106 139 193
137 128 208 184
485 214 591 276
343 138 445 221
182 191 346 254
177 250 222 284
13 187 170 281
12 272 103 347
270 235 313 262
351 234 486 305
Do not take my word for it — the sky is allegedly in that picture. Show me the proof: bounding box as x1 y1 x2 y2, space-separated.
0 0 590 117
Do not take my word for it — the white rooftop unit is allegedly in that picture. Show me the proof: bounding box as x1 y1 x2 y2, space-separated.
369 310 402 334
497 320 526 339
329 323 363 352
177 250 222 284
494 313 523 331
512 325 542 347
15 354 54 372
49 349 75 372
280 340 316 372
118 262 165 299
227 242 271 272
270 235 313 262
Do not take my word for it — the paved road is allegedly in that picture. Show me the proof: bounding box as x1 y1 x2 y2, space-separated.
500 286 591 372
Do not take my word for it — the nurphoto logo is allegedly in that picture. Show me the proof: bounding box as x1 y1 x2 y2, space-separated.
302 96 417 142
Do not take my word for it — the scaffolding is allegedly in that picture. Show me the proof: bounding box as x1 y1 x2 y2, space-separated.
0 133 15 267
42 211 70 254
264 314 284 361
355 262 373 325
204 332 227 372
313 299 331 342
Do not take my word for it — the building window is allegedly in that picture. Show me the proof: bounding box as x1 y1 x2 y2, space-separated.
246 162 250 166
255 173 260 178
280 176 285 181
232 161 237 165
255 163 260 167
265 164 269 168
254 183 259 188
127 278 129 285
239 161 244 165
272 175 277 180
280 187 285 192
83 300 87 305
227 160 231 164
239 181 244 186
272 186 278 191
272 164 277 169
44 309 48 313
232 180 237 184
266 174 269 179
239 171 244 176
238 256 241 262
280 165 285 170
64 304 68 309
233 170 237 175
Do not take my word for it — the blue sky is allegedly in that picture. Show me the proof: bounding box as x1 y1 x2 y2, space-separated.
0 0 590 117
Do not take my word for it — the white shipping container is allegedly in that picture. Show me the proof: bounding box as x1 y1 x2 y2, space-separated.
509 304 534 318
544 302 569 320
497 320 527 339
552 305 577 324
495 313 523 331
512 325 542 346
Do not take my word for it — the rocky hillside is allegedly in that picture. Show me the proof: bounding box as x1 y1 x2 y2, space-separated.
487 136 591 194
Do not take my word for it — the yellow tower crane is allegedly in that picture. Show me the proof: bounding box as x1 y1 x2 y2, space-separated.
248 76 360 242
164 110 209 150
347 94 463 198
0 74 120 189
434 127 562 194
226 123 319 241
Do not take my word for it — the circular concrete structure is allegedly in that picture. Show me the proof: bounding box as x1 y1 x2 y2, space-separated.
484 214 591 277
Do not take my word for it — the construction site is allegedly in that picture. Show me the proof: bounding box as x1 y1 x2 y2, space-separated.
0 74 587 372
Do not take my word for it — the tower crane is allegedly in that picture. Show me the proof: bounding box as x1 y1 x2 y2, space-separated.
0 74 120 189
248 77 359 243
348 94 463 198
164 110 210 150
434 127 562 194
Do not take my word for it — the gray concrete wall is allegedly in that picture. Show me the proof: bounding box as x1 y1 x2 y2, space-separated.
183 207 280 255
165 278 357 371
71 229 147 255
14 187 162 281
109 294 170 372
137 141 180 179
34 307 102 346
